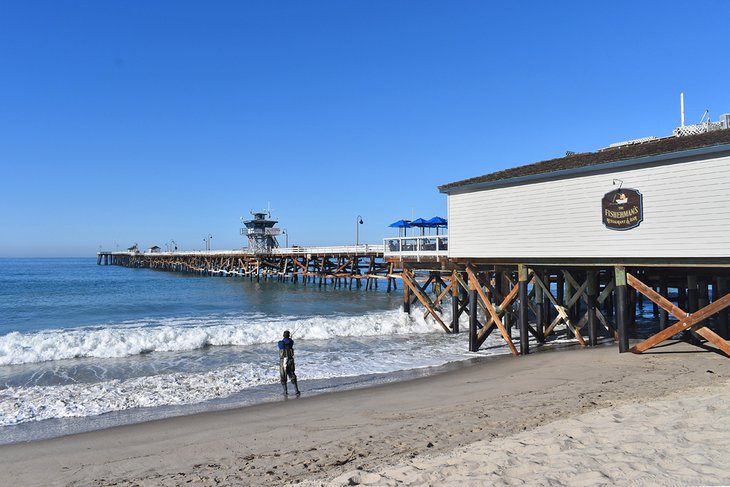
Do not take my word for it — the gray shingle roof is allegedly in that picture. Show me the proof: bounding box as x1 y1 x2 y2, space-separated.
439 129 730 193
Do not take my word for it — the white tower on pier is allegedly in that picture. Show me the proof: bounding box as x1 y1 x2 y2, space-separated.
241 211 281 254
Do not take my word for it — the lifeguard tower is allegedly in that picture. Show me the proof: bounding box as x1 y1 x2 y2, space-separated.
241 211 281 254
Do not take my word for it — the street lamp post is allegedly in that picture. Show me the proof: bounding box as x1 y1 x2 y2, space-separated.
282 229 288 248
208 234 212 251
356 215 364 246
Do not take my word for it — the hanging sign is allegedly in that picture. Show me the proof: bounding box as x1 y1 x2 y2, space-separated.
602 188 643 230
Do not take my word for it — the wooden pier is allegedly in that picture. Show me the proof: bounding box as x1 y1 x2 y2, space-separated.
98 245 401 291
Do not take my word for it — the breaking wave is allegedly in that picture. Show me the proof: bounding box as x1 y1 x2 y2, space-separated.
0 310 440 366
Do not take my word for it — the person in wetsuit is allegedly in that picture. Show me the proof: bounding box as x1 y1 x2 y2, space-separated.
278 330 300 396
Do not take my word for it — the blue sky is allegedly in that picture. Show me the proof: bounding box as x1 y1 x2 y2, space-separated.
1 1 729 257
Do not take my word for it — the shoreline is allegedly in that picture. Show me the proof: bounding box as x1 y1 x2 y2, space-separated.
0 343 507 445
1 341 729 486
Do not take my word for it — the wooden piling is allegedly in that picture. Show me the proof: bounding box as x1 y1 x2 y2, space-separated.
687 275 700 341
717 277 729 340
563 273 574 339
534 269 544 343
587 270 598 347
468 285 478 352
659 276 669 330
403 273 411 314
451 270 460 334
518 265 529 355
615 266 629 353
542 271 552 326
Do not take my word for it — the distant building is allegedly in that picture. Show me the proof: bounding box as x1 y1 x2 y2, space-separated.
147 246 161 253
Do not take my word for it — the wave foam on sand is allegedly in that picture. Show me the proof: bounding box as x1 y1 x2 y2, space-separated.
329 383 730 487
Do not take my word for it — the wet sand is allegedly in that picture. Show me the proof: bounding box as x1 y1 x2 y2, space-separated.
1 341 728 486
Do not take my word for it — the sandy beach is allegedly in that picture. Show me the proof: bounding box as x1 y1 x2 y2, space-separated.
1 341 729 486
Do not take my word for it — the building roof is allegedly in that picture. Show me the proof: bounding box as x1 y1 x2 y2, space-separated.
439 129 730 193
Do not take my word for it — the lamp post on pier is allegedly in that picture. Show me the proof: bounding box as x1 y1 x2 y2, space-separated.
356 215 364 246
282 229 288 248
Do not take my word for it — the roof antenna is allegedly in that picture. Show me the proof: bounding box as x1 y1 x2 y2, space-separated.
680 92 685 127
699 109 710 124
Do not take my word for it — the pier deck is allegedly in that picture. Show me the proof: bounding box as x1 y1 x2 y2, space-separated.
98 244 405 291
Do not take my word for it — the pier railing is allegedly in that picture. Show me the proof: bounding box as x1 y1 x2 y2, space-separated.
272 244 383 255
383 235 448 259
99 244 384 259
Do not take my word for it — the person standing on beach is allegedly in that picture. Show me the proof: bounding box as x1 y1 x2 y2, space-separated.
278 330 300 396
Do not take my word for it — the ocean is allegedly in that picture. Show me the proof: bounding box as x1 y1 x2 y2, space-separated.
0 258 510 444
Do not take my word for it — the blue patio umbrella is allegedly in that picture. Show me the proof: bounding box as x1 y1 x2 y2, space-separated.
426 216 447 226
426 216 448 235
389 219 412 237
410 218 429 236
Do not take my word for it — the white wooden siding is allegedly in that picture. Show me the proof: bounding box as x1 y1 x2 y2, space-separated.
447 154 730 259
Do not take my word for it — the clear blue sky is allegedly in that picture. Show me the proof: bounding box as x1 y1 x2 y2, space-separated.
2 1 729 257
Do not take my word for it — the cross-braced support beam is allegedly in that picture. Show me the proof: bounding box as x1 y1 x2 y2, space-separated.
532 271 586 346
562 270 617 344
627 272 730 355
465 266 519 355
401 268 451 333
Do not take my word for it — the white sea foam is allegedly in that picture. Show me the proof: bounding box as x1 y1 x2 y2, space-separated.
0 362 278 426
0 329 492 427
0 306 506 427
0 310 438 366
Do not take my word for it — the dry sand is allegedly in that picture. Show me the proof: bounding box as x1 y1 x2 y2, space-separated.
1 341 729 487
